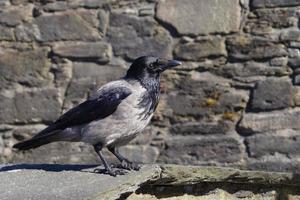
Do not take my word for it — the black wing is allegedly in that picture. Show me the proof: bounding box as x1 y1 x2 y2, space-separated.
33 86 132 138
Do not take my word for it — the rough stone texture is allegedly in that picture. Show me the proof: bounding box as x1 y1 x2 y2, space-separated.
35 12 100 42
253 8 299 28
0 88 62 124
281 30 300 43
159 135 243 164
52 42 112 63
174 37 227 61
238 108 300 134
0 48 51 89
156 0 241 35
0 26 14 41
252 0 300 8
226 35 288 61
250 78 295 111
1 164 299 200
245 129 300 158
0 164 161 200
107 13 172 60
1 0 300 174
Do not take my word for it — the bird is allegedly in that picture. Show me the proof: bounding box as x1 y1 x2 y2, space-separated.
13 56 181 176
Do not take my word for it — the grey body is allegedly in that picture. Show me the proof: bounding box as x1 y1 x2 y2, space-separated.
62 79 153 147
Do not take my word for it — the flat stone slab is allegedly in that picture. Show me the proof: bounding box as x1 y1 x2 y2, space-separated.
0 164 160 200
156 0 241 35
1 164 300 200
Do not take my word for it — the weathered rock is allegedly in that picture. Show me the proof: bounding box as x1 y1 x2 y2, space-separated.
244 18 273 36
35 12 100 42
0 0 10 6
173 37 227 61
107 13 172 60
294 75 300 85
42 2 69 12
280 29 300 42
245 129 300 158
170 121 231 135
0 26 14 41
119 145 160 163
0 88 62 124
52 42 112 63
238 108 300 134
254 7 299 28
0 164 160 200
226 35 288 61
215 62 292 80
252 0 300 8
128 189 245 200
15 23 40 42
156 0 240 35
269 57 288 66
0 48 51 89
97 9 109 35
68 0 112 9
0 6 31 27
288 57 300 68
166 72 248 122
250 77 295 111
247 159 300 173
159 135 242 164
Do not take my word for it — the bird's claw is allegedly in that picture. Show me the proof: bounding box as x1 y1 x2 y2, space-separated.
93 167 127 176
120 160 141 171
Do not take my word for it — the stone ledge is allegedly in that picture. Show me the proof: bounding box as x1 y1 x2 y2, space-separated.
0 164 299 200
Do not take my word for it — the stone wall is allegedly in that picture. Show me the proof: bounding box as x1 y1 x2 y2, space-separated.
1 0 300 173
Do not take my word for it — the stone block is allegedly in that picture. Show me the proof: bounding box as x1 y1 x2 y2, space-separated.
170 121 231 135
166 72 248 122
119 145 160 163
107 13 172 60
0 5 32 27
0 88 62 124
156 0 240 35
0 26 14 41
238 108 300 134
35 11 100 42
245 129 300 158
254 8 299 28
226 35 288 61
250 77 295 111
217 62 292 80
280 29 300 42
252 0 300 8
52 42 112 63
0 48 51 89
174 37 227 61
159 135 243 164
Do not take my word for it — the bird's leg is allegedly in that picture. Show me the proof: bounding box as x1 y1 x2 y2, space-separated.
107 146 141 170
93 143 127 176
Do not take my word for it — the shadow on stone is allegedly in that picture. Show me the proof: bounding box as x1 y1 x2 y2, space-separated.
0 164 98 172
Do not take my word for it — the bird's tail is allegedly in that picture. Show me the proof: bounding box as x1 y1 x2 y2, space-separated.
13 132 60 150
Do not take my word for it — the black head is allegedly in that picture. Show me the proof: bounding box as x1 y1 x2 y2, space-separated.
125 56 181 79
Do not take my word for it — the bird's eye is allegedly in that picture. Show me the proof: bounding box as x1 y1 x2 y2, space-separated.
149 63 155 68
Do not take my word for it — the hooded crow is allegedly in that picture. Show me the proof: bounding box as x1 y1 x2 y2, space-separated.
13 56 181 176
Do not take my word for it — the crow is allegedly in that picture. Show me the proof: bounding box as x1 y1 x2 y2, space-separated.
13 56 181 176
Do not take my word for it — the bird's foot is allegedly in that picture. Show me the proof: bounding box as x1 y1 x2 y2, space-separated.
93 167 127 176
120 160 141 171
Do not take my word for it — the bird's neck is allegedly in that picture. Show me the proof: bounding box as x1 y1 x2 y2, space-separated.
138 76 160 113
125 74 161 113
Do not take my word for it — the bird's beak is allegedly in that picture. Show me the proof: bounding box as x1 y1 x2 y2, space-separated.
165 59 182 69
